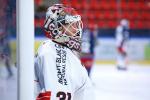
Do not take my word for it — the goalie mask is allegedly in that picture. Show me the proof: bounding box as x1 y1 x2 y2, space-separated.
44 4 83 52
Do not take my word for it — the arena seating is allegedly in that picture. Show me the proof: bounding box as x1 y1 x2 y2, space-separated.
59 0 150 29
34 0 150 37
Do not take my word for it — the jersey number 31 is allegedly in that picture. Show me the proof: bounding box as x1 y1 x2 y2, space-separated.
57 91 71 100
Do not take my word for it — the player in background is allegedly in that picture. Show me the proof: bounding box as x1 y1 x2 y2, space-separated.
34 4 94 100
115 19 130 70
0 0 14 78
0 28 13 78
80 25 98 76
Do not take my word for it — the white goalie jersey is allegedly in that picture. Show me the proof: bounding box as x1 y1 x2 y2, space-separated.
34 40 94 100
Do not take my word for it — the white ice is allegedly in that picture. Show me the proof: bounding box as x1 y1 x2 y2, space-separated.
0 64 150 100
91 64 150 100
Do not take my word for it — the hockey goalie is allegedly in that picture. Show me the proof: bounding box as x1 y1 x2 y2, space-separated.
34 4 94 100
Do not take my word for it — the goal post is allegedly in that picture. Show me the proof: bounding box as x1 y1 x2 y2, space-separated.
17 0 34 100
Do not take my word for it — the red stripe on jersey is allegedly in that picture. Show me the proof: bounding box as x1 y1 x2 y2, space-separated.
36 91 51 100
80 58 94 68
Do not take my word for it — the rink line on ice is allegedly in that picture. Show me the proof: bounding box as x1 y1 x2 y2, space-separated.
95 60 150 66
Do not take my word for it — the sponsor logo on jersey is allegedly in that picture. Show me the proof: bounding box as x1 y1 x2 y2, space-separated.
55 44 68 85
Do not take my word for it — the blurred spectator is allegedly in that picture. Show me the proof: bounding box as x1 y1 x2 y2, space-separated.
0 0 16 78
80 25 98 76
6 0 16 36
115 19 129 70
